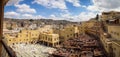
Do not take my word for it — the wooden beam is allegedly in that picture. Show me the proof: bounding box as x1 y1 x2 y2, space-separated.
0 0 5 57
4 0 9 5
0 0 8 38
0 0 4 39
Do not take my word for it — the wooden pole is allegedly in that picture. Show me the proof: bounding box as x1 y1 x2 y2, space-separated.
0 0 4 57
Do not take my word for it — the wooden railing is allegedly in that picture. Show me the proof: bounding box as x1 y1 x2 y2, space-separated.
1 39 17 57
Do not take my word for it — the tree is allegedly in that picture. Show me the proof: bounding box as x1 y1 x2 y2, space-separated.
29 19 34 22
96 14 99 21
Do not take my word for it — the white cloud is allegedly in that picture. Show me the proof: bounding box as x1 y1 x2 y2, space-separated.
59 12 97 22
32 0 81 10
61 13 71 18
4 11 20 18
32 0 67 10
5 0 98 22
22 14 44 19
87 0 120 12
6 0 23 6
4 11 96 22
49 14 61 20
50 14 56 18
49 14 58 20
22 14 33 18
4 11 44 19
87 6 99 12
93 0 120 9
77 12 96 21
15 4 36 13
66 0 81 7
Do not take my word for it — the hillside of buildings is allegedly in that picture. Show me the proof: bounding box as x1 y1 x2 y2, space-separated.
4 18 78 30
2 11 120 57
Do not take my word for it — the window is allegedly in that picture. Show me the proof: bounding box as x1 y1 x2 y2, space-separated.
67 35 69 37
26 35 28 37
111 31 113 34
45 37 47 40
54 38 56 41
117 33 119 36
114 47 116 50
9 39 11 41
114 32 116 35
50 38 52 41
48 38 50 41
43 37 44 40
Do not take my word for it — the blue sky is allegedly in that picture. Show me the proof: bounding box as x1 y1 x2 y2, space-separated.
4 0 120 22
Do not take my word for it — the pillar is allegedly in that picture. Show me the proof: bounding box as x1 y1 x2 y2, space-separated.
0 0 4 57
0 0 8 57
0 0 4 39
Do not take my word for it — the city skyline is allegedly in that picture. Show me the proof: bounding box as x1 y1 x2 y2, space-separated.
4 0 120 22
1 0 120 57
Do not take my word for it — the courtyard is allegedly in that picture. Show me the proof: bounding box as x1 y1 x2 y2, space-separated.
10 44 56 57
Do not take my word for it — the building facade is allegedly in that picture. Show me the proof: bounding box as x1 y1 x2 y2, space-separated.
3 29 40 46
39 33 59 47
99 11 120 57
59 25 79 42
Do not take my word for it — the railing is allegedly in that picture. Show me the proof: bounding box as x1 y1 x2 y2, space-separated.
1 39 17 57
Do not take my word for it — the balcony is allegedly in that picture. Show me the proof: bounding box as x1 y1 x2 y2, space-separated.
1 39 16 57
0 0 13 57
